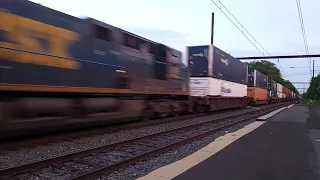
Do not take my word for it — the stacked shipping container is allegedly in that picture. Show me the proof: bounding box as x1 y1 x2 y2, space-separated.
268 77 278 100
247 68 268 104
277 83 283 100
187 45 248 97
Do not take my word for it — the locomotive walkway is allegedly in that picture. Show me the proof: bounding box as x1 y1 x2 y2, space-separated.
137 104 320 180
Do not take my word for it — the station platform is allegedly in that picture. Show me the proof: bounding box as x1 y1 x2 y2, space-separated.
137 104 320 180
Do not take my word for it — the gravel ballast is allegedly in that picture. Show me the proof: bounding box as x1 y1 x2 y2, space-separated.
96 120 256 180
0 106 265 170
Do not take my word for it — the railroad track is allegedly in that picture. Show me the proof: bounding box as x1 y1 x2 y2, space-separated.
0 102 291 180
0 102 280 151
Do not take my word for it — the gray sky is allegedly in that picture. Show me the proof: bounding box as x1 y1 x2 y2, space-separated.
31 0 319 93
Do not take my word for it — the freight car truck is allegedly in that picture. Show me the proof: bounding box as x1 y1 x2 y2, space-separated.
187 45 248 112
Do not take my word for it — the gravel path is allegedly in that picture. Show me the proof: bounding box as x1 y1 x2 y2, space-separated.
0 106 261 170
96 120 256 180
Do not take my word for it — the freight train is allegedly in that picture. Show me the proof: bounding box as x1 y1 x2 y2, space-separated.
0 0 297 136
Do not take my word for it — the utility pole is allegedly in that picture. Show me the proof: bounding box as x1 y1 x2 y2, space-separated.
313 60 315 78
211 12 214 45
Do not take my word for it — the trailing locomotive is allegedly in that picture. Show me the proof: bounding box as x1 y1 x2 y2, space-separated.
0 0 297 138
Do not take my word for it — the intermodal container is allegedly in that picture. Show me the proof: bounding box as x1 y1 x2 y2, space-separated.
282 86 288 96
187 45 248 85
282 93 286 99
277 83 283 93
277 83 283 98
268 78 277 91
247 68 255 87
247 87 268 101
247 68 268 89
288 90 292 98
187 45 209 76
212 46 247 85
268 77 277 98
189 77 247 97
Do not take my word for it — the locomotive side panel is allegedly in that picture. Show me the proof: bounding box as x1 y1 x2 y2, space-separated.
0 9 83 88
119 30 155 80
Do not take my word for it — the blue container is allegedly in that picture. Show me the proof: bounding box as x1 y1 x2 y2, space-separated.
188 45 247 85
256 71 268 90
247 68 255 87
247 68 268 89
188 45 209 77
212 46 247 85
268 77 278 98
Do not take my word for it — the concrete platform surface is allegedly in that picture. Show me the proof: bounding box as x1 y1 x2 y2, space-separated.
171 105 320 180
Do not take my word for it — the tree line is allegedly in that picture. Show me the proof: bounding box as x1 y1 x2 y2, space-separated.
305 75 320 100
245 60 299 94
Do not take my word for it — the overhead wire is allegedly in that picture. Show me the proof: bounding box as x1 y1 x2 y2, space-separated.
269 72 312 77
209 0 287 77
283 66 320 69
295 0 312 77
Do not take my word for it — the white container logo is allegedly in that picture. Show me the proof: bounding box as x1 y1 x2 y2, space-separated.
221 57 228 66
192 53 204 57
192 80 202 84
221 84 232 94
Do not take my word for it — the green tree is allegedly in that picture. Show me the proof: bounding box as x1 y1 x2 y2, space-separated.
246 60 299 94
305 75 320 100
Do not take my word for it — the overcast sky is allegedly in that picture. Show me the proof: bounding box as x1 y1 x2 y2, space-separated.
30 0 319 93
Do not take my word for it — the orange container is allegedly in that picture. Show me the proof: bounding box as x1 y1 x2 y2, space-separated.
282 86 287 95
247 87 268 101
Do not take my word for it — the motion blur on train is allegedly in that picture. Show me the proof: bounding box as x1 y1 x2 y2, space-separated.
0 0 299 138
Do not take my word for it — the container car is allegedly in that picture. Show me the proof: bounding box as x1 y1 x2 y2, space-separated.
247 68 268 105
187 45 248 113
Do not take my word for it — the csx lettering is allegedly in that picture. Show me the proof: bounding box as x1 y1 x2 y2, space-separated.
0 11 80 69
